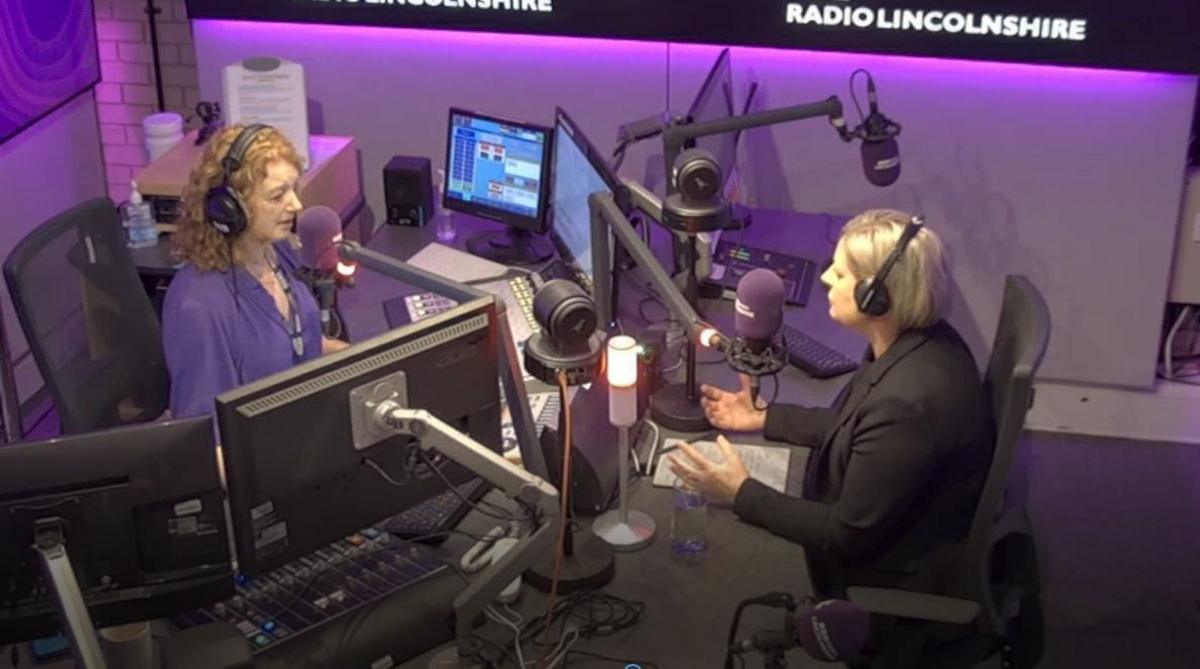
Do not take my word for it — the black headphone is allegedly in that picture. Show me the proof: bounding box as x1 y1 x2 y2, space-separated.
204 123 270 237
854 214 925 317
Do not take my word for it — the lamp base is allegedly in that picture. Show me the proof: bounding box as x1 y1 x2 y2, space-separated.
650 383 710 433
592 510 656 552
525 531 615 594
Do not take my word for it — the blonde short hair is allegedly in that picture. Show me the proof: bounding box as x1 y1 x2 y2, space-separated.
172 125 303 272
840 209 949 331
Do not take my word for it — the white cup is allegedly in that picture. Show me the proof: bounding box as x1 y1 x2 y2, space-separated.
99 621 153 669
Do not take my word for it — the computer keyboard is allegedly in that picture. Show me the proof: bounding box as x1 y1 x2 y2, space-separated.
383 478 489 543
781 323 859 379
171 526 452 657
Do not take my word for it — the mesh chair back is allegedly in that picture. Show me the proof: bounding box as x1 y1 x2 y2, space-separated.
967 275 1050 632
3 198 168 434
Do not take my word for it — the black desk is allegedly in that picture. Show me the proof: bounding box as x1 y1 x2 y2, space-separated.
341 211 860 668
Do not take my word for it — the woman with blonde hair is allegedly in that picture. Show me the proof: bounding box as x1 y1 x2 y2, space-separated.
162 124 347 418
669 209 992 572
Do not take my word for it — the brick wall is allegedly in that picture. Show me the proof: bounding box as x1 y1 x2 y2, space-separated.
93 0 200 204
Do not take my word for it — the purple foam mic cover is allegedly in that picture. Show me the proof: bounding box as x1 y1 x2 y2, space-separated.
794 599 871 662
296 205 343 272
861 136 901 187
734 268 785 353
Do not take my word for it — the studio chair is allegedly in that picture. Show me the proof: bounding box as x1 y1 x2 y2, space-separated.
843 275 1051 669
3 197 168 435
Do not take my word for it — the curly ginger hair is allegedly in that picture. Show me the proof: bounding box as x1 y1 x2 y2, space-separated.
171 125 304 272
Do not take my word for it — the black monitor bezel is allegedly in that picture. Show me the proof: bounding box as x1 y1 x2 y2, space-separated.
442 107 553 234
0 416 233 643
215 296 503 577
548 107 630 290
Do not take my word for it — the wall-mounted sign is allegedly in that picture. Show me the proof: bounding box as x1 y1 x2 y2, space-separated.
184 0 1200 74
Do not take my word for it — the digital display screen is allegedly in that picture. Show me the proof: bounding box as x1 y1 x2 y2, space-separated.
443 109 551 231
551 118 611 283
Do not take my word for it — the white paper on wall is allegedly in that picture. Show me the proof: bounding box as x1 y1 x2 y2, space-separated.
222 57 309 168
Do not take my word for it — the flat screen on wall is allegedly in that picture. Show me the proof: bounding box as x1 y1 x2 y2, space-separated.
0 0 102 146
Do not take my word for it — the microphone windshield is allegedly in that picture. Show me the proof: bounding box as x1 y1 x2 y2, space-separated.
861 136 901 187
734 268 785 347
297 205 343 271
795 599 870 662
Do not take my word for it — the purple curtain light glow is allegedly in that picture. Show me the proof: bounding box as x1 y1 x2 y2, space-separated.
0 0 101 145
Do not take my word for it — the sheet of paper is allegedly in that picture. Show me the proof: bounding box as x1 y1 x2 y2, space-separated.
653 438 790 494
222 57 309 167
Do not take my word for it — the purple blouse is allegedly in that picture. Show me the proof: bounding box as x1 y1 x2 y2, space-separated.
162 241 323 418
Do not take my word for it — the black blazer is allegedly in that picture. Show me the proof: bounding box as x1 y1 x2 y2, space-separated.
733 320 993 569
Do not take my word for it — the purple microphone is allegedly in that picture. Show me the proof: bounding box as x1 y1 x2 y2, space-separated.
297 205 343 274
732 598 870 662
734 268 785 354
794 599 871 662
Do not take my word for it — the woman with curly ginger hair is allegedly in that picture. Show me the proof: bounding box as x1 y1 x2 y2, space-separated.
162 124 348 418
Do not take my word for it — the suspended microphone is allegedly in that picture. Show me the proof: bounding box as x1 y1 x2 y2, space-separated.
855 73 902 187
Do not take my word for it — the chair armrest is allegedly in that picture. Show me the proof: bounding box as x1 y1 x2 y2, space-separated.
846 587 982 625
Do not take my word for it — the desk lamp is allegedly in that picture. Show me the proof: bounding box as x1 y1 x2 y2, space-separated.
592 335 656 551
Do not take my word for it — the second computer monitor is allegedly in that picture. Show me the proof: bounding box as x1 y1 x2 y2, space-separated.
444 108 553 264
216 297 505 577
549 107 624 292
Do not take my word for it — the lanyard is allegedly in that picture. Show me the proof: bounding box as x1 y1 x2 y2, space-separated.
270 260 304 360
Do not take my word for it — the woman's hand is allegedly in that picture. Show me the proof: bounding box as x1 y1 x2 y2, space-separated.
667 435 751 506
322 336 350 354
700 374 766 432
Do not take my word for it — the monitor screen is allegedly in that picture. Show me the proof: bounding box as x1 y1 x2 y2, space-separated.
216 297 504 576
443 108 552 234
686 48 737 187
0 417 233 643
549 108 623 289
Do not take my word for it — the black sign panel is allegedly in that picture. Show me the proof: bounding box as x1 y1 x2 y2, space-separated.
185 0 1200 73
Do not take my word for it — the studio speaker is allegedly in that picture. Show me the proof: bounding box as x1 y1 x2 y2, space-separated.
383 156 434 226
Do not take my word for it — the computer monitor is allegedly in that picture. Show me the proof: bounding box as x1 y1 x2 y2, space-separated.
216 296 504 577
686 48 737 190
0 416 233 645
443 108 553 264
549 107 626 293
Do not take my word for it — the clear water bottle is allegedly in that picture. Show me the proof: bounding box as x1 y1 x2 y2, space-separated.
670 480 708 561
122 182 158 249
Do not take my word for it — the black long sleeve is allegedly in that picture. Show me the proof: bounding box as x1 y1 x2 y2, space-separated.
763 403 836 448
735 396 937 559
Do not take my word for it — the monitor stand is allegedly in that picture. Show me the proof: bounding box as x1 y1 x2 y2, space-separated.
466 228 552 265
34 520 109 669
